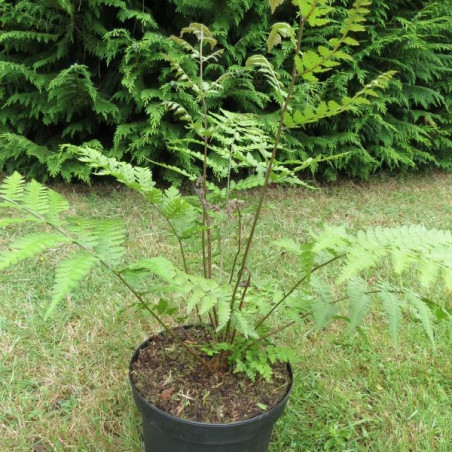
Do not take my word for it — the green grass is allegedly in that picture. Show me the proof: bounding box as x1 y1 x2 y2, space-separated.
1 171 451 451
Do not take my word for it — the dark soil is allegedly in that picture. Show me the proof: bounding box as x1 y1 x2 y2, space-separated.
130 327 291 423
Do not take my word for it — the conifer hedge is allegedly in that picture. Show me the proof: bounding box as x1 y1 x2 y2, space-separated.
0 0 450 181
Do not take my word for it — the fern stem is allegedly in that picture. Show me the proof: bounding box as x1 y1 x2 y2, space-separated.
228 204 243 284
153 204 189 274
246 288 408 351
229 269 251 344
225 14 305 341
254 254 345 330
199 29 217 328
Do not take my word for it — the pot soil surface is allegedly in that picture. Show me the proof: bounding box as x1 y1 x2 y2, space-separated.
131 327 291 423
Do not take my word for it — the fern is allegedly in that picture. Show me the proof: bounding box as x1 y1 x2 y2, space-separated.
313 225 452 289
230 310 259 339
0 233 72 271
347 278 372 334
406 292 435 347
1 1 450 384
0 171 26 200
47 253 99 318
379 291 402 350
310 281 337 331
0 173 127 314
91 220 126 266
119 257 175 283
273 223 450 347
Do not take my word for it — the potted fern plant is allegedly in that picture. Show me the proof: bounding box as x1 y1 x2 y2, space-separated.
1 1 450 450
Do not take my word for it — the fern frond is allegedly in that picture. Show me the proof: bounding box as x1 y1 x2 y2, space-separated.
0 217 43 227
91 220 125 266
0 172 26 201
46 252 98 318
0 233 72 271
216 299 232 331
379 291 402 350
269 0 286 14
310 281 337 331
46 190 70 224
118 257 175 284
231 310 259 339
245 55 287 103
347 278 372 333
75 146 161 197
313 225 452 289
23 180 49 215
406 293 435 347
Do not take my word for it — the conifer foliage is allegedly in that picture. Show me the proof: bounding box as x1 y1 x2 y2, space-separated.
0 1 450 181
297 0 452 179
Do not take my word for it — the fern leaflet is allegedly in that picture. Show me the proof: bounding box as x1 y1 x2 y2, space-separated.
47 252 98 318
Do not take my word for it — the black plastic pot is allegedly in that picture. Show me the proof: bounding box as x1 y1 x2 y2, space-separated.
129 333 293 452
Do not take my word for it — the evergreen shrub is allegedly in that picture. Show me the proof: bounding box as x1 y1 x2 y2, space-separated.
0 0 450 181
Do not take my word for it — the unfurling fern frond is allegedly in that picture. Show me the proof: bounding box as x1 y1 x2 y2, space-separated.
245 55 287 103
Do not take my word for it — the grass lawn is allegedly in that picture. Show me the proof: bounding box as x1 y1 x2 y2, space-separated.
1 171 451 451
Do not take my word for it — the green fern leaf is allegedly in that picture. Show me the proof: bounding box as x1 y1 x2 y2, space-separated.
443 267 452 292
0 233 72 271
407 293 435 347
23 180 49 215
216 299 232 331
267 22 294 52
119 257 174 283
160 196 193 220
186 288 205 314
379 292 402 350
268 0 285 14
198 287 219 316
76 147 160 196
46 190 70 224
0 217 43 227
417 257 441 289
91 220 125 266
231 310 259 338
0 172 26 201
311 283 337 331
46 253 98 318
347 278 372 333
